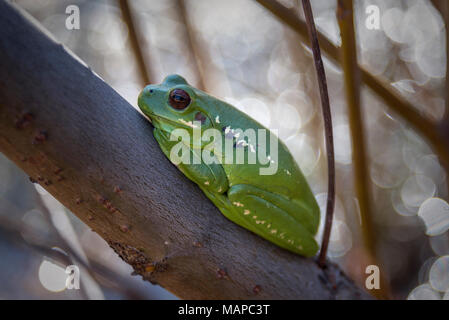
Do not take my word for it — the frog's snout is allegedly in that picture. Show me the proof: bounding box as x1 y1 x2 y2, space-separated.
138 86 154 110
137 91 145 110
140 85 155 99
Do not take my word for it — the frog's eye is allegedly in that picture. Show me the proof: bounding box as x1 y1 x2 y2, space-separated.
169 89 191 110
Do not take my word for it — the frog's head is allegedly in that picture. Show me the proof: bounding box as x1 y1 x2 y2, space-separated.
138 74 215 145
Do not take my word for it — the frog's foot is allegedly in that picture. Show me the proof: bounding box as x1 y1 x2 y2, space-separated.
226 184 319 257
199 186 253 231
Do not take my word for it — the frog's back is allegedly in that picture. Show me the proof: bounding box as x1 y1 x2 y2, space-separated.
209 100 316 203
214 103 320 234
224 134 315 203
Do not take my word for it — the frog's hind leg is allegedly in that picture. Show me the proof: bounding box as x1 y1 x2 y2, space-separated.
199 186 253 231
226 184 319 257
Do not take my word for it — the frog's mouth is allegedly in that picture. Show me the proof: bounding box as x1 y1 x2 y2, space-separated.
144 112 200 133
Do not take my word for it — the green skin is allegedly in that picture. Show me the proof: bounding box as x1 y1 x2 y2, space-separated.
138 74 320 257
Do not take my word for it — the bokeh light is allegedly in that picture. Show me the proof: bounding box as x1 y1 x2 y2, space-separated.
38 259 67 292
418 198 449 236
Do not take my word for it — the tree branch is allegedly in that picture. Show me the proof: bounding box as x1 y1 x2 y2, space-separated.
0 0 370 299
337 0 390 299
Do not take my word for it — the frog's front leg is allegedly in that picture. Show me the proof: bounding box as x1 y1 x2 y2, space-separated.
154 128 253 229
226 184 319 257
153 128 227 192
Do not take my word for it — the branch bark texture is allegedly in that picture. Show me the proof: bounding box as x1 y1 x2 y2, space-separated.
0 0 370 299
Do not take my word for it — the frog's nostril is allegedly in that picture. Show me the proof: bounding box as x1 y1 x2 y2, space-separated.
149 89 154 93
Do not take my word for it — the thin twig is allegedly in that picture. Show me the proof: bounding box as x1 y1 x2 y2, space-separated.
437 0 449 197
336 0 392 299
300 0 335 268
255 0 449 165
176 0 206 91
119 0 151 85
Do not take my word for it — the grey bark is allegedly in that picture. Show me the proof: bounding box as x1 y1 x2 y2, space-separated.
0 0 371 299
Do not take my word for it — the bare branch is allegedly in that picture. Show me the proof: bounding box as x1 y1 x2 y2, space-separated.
119 0 152 85
337 0 390 299
176 0 206 91
300 0 335 268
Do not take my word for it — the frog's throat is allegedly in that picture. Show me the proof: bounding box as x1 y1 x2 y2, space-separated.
146 111 216 134
146 112 195 132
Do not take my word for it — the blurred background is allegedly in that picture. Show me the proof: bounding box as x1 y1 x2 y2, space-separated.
1 0 449 299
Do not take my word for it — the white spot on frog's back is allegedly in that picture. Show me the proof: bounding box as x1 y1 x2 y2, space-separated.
224 126 235 139
249 144 256 153
235 140 249 148
233 201 244 207
215 115 220 123
266 155 275 164
204 181 210 185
